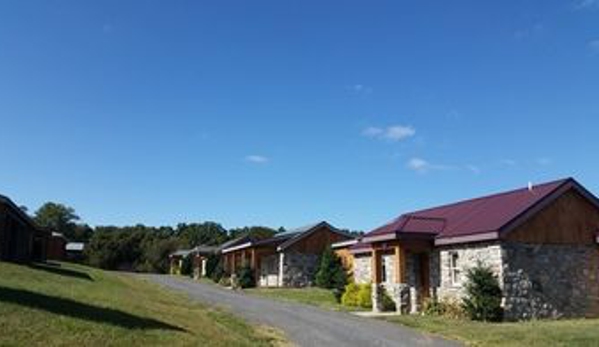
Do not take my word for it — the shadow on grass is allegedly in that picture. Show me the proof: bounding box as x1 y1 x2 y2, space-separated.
0 286 186 332
27 263 94 281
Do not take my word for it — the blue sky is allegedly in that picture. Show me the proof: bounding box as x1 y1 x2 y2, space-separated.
0 1 598 231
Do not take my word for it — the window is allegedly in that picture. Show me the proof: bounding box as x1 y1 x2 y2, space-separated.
381 257 387 283
449 252 461 286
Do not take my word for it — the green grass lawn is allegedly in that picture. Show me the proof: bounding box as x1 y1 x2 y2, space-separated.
386 315 599 347
0 261 286 347
244 287 359 311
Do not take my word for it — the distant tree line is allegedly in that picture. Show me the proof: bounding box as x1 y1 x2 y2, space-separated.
29 201 363 274
29 202 288 273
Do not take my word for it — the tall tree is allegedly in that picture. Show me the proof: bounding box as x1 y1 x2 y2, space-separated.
34 202 81 241
315 247 347 292
228 226 277 240
176 222 228 247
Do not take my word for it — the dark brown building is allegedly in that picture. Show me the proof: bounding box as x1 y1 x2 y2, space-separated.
47 232 67 261
0 194 48 263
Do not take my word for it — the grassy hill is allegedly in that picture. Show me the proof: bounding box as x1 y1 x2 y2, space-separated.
0 261 283 347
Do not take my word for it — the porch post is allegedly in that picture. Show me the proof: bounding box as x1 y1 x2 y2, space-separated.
372 248 381 284
394 245 405 284
250 249 256 270
278 252 285 287
371 248 382 312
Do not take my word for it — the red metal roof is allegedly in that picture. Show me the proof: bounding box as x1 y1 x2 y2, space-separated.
365 178 576 242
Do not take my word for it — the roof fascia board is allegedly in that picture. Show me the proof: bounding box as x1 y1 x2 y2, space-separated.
362 233 397 243
222 242 253 254
277 222 348 251
349 247 373 255
331 239 359 249
434 231 499 246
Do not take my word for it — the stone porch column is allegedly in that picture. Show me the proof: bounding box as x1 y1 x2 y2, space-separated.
410 286 418 314
278 252 285 287
394 245 408 314
372 283 382 313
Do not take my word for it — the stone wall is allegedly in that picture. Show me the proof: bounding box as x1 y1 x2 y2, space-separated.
502 242 599 320
382 253 394 283
281 251 320 287
353 254 372 284
434 242 503 302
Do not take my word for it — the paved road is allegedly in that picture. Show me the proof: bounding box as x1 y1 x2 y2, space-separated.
145 275 460 347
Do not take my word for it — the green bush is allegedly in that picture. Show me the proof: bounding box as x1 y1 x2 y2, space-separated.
341 283 372 309
218 276 231 287
380 288 396 312
209 260 225 283
341 283 360 307
236 265 256 289
423 298 466 319
462 263 503 322
423 298 444 316
315 248 347 295
204 254 220 279
180 255 193 277
357 284 372 309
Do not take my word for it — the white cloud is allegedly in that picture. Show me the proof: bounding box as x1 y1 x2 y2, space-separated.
407 158 429 172
514 23 544 40
500 159 517 166
588 39 599 53
536 157 553 166
466 165 481 175
406 158 453 174
574 0 599 10
102 23 113 34
362 127 384 137
347 84 373 95
363 125 416 142
245 155 269 164
384 126 416 141
406 158 480 174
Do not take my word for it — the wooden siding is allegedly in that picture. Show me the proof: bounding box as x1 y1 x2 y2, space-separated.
506 189 599 244
0 202 36 263
287 226 352 254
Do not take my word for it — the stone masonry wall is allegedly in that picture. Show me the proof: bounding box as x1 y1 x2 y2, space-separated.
353 254 372 284
502 242 599 320
281 251 319 287
435 242 503 302
382 253 394 283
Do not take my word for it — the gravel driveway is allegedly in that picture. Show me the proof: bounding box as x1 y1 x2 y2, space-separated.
145 275 460 347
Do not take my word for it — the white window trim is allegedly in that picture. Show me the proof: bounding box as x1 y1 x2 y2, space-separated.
449 251 462 287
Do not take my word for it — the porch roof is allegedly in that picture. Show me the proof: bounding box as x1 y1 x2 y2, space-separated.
221 221 348 253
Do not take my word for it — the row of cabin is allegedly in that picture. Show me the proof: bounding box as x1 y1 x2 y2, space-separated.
0 194 84 263
171 177 599 321
170 222 354 287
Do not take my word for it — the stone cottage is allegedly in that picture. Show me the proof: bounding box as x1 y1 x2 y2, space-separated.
222 222 353 287
351 178 599 320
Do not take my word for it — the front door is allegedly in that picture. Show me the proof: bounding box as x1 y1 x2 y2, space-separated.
417 253 431 303
259 255 279 287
